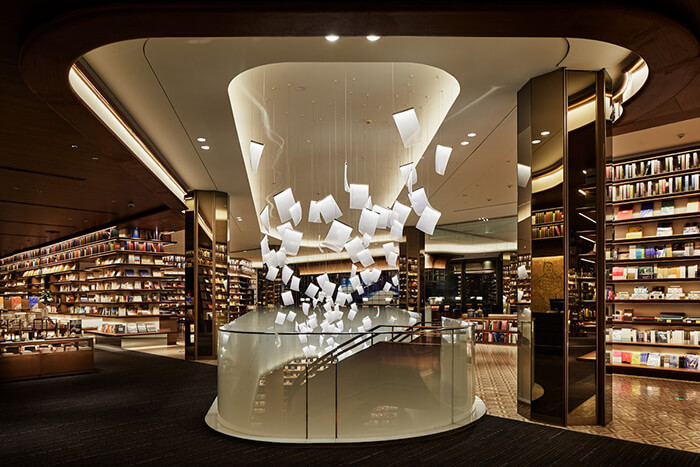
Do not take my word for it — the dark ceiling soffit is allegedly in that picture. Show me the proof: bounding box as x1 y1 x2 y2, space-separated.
16 3 700 171
0 204 175 260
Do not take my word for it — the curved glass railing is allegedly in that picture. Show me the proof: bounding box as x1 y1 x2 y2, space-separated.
206 308 485 443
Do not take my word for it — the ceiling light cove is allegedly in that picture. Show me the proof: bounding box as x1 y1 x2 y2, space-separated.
196 137 207 142
366 35 381 42
228 62 459 244
460 141 469 146
467 132 477 137
325 35 340 42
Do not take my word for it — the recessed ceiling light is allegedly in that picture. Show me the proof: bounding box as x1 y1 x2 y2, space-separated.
71 144 79 149
236 217 243 221
582 170 587 175
196 137 206 142
366 35 380 42
532 139 541 144
540 130 551 136
467 132 477 137
200 145 210 150
91 156 99 160
325 34 339 42
460 141 469 146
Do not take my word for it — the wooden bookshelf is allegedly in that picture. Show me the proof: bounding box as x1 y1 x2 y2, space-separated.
606 146 700 381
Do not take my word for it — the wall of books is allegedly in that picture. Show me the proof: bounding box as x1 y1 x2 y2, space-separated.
606 146 700 379
0 227 184 342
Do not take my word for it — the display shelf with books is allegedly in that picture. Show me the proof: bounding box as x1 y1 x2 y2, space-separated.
160 255 185 315
229 258 254 320
606 146 700 380
459 316 518 345
0 336 94 382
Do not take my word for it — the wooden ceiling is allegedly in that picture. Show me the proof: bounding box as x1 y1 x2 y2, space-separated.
3 1 700 257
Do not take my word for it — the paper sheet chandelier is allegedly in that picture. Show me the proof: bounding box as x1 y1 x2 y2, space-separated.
255 105 455 312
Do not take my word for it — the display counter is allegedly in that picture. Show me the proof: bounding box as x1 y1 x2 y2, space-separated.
0 336 94 381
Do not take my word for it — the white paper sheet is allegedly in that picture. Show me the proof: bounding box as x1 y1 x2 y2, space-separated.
322 220 353 252
308 200 321 223
319 194 342 224
281 265 293 285
343 236 364 263
263 249 278 269
344 161 350 192
362 232 371 248
302 302 311 315
281 228 303 256
336 292 349 306
356 285 364 295
316 273 329 288
416 205 441 235
383 282 392 292
392 200 411 225
517 265 528 280
286 310 297 322
259 205 271 234
350 275 361 289
266 265 279 281
392 274 399 287
274 188 296 223
250 140 264 173
305 282 319 299
276 222 292 238
322 281 337 298
350 264 357 277
276 248 287 267
435 144 453 175
372 205 391 229
290 201 302 226
274 312 286 325
358 208 380 237
409 187 430 215
360 268 373 285
260 235 270 256
348 308 357 321
389 219 404 242
349 184 369 210
386 251 399 268
362 316 373 329
399 162 418 190
392 108 421 147
371 268 381 283
281 291 294 306
358 248 374 267
290 276 300 292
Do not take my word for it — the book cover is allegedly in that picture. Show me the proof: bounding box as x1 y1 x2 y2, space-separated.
126 323 138 333
647 353 661 367
617 205 634 220
621 351 632 364
136 323 147 333
631 352 641 365
686 354 698 369
612 350 622 364
661 200 675 215
640 352 649 364
146 323 157 332
669 354 679 368
640 201 654 217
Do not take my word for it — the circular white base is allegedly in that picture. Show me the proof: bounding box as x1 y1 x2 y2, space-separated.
205 396 487 444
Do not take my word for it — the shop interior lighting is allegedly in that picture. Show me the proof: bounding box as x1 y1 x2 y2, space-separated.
325 34 340 42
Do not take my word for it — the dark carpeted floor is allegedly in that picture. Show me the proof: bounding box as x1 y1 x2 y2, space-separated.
1 348 698 466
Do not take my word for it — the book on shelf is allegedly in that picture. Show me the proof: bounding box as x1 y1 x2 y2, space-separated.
640 202 654 218
656 222 674 236
617 205 634 220
136 323 147 333
126 323 138 333
661 200 675 215
626 226 643 239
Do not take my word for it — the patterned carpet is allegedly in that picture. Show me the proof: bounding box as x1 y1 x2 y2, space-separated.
1 348 699 465
474 344 700 453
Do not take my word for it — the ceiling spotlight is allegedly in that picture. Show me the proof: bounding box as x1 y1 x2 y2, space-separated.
71 144 79 149
460 141 469 146
532 139 541 144
200 145 210 150
196 137 206 142
467 132 477 137
582 170 587 175
540 130 551 136
366 35 380 42
236 217 243 221
325 34 340 42
91 156 99 160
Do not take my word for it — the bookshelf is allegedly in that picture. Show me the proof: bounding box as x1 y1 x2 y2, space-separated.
0 227 182 344
229 258 255 320
606 147 700 379
460 316 518 345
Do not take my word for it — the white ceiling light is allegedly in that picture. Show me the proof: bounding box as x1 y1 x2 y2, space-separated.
460 141 469 146
435 144 453 176
366 35 381 42
200 145 210 150
196 137 206 142
250 140 264 173
392 108 421 147
467 132 477 137
540 130 550 136
325 34 340 42
531 139 541 144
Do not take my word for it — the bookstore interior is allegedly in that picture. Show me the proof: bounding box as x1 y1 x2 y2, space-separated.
3 1 700 459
